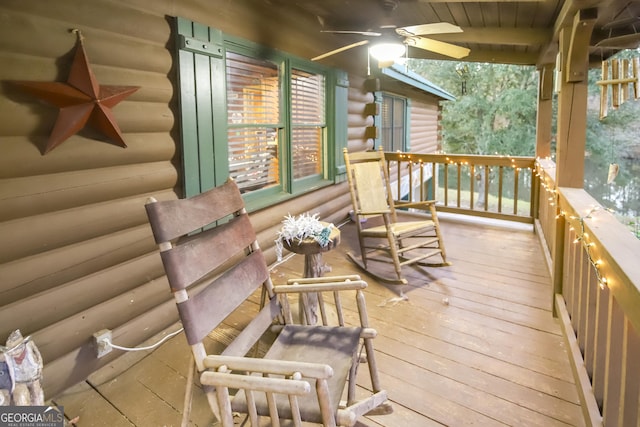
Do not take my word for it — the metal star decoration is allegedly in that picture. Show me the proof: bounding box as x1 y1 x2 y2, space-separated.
11 29 139 154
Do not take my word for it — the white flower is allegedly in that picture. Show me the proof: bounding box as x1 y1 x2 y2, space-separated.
274 212 333 261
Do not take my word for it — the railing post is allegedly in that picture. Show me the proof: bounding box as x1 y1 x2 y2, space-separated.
531 166 540 220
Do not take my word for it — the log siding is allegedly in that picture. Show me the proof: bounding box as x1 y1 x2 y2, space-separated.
0 0 445 399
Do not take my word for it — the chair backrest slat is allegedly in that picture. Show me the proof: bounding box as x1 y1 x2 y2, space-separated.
160 214 256 290
344 148 395 218
145 178 276 348
353 161 389 213
178 250 269 345
145 179 245 243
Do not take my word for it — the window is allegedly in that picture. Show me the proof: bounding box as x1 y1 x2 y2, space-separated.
226 53 281 193
225 54 327 196
380 93 407 151
175 18 347 210
291 69 325 181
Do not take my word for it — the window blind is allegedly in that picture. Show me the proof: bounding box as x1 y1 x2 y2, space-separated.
226 52 280 192
291 69 325 179
381 94 406 151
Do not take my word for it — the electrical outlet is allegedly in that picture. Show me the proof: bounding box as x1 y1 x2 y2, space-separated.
93 329 112 358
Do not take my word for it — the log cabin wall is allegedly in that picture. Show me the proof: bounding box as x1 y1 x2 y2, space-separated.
347 74 376 154
0 0 378 399
410 98 443 153
0 0 443 400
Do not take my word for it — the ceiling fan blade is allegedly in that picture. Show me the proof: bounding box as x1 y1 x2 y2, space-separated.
408 37 470 59
397 22 463 37
595 33 640 49
321 30 382 37
312 40 370 61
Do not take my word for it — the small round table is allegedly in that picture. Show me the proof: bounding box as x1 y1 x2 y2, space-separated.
282 222 340 324
282 223 341 278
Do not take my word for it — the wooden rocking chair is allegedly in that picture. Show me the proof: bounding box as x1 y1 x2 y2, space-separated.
344 148 450 285
145 179 390 427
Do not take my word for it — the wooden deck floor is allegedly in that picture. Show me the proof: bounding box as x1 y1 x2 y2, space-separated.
53 216 585 426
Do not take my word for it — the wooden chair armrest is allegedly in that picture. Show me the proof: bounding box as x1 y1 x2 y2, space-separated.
393 200 437 209
203 354 334 379
274 279 367 294
357 209 391 215
285 274 361 285
201 371 311 395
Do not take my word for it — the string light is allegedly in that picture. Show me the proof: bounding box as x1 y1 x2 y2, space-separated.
562 206 610 290
535 158 611 291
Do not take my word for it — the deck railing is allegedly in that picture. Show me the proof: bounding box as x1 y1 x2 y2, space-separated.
383 152 537 224
536 159 640 427
384 152 640 425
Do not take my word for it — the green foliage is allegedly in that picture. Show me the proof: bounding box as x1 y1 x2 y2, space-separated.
408 53 640 161
407 51 640 230
408 60 538 156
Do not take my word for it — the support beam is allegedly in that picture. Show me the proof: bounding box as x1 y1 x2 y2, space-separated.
566 8 598 82
555 26 588 188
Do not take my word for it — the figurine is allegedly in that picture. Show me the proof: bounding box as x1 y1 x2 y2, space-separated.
4 330 44 406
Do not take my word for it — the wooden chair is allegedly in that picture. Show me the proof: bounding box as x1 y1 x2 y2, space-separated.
144 179 390 427
343 148 450 285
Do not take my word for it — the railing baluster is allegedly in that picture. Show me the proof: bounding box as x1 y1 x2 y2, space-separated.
396 159 402 201
498 166 504 213
443 162 449 206
484 165 490 211
592 282 609 408
603 295 625 426
513 167 519 215
431 161 436 201
408 160 413 201
456 162 461 208
418 161 424 201
621 319 640 426
469 164 475 209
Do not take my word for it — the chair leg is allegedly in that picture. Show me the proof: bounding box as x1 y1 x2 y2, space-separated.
430 205 450 265
356 225 369 269
384 218 405 284
388 241 405 283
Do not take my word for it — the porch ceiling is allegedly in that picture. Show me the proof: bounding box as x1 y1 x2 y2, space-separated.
267 0 640 67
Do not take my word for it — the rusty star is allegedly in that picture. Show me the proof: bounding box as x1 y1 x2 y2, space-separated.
11 30 139 154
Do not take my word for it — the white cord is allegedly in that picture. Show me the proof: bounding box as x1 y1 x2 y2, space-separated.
107 327 184 352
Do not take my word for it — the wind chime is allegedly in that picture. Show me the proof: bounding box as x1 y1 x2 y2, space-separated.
596 56 639 183
597 57 639 119
455 63 469 95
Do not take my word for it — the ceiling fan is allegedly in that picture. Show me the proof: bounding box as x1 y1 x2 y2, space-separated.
311 0 470 66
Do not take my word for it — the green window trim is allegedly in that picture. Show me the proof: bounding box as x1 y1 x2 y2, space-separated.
175 17 348 210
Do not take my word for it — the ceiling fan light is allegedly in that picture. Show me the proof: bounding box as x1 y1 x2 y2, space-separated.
369 42 406 62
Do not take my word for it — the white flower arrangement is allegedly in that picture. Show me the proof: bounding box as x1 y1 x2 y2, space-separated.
275 212 334 261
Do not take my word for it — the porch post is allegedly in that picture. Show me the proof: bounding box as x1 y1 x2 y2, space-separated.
555 9 597 188
552 8 596 310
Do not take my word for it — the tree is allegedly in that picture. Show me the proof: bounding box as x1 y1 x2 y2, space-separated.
408 60 538 156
